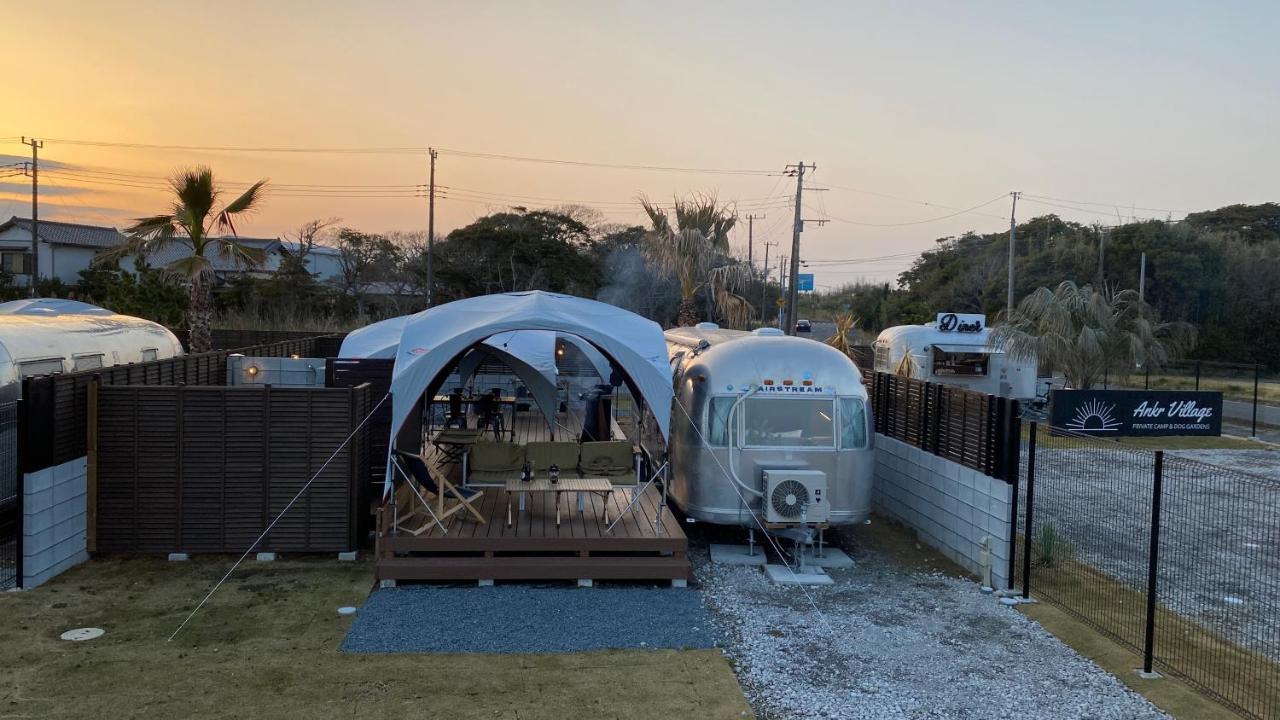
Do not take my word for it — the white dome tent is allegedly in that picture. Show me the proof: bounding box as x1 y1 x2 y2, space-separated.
339 319 564 434
339 317 615 383
380 291 673 493
453 340 560 436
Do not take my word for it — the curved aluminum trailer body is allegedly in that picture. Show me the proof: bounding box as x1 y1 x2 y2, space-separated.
664 325 874 527
0 308 183 401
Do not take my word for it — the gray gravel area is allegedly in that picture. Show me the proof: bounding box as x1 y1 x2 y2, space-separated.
1025 445 1280 662
692 527 1166 720
341 584 719 653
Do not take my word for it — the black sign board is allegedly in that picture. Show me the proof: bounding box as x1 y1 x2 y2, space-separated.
1050 390 1223 437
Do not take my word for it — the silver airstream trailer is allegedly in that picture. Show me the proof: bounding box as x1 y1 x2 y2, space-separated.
873 313 1038 399
664 323 874 528
0 299 183 400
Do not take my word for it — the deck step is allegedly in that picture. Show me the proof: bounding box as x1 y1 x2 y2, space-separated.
378 554 691 581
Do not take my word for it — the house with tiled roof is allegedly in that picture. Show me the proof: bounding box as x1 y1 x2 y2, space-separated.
123 236 345 284
0 216 126 285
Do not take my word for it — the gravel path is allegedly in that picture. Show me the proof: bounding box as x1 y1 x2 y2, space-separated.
341 584 719 653
692 527 1166 720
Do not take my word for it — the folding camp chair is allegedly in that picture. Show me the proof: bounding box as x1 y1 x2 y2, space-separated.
391 450 487 535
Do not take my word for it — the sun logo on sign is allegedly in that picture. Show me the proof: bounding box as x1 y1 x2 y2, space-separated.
1066 398 1121 432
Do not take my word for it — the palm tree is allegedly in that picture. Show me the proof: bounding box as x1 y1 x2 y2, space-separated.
989 280 1195 389
640 193 753 327
826 312 862 359
108 167 268 353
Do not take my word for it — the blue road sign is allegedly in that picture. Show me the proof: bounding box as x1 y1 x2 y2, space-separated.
797 273 815 292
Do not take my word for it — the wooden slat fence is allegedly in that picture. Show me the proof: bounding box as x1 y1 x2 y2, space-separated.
324 358 392 530
94 383 370 553
872 372 1020 482
22 335 337 472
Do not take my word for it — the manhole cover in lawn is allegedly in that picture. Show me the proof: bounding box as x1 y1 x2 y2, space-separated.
60 627 104 642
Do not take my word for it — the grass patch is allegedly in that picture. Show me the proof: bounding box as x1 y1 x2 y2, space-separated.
1020 548 1280 720
0 557 750 720
1121 373 1280 405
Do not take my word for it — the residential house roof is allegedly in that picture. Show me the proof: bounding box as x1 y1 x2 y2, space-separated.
0 216 126 249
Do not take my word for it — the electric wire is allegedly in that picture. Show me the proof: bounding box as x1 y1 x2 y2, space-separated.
169 392 391 642
815 194 1010 227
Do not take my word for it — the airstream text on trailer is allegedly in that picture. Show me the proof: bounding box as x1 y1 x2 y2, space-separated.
664 324 874 528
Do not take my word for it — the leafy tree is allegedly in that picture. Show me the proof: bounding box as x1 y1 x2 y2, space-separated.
105 167 268 352
334 228 401 318
990 281 1195 389
77 258 188 326
434 208 601 301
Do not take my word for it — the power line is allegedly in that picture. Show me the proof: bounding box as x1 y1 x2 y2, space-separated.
823 182 1009 222
1022 192 1189 216
816 194 1009 227
35 136 781 176
436 148 778 176
43 165 426 190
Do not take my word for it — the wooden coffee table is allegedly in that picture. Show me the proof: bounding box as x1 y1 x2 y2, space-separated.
505 477 614 527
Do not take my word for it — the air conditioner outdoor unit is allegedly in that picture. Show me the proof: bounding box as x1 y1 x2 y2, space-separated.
762 469 828 524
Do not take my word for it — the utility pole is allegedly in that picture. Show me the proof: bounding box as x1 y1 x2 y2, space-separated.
427 147 438 307
760 241 775 323
744 213 765 270
1139 252 1147 305
778 254 789 330
1098 228 1106 286
784 162 817 335
1007 191 1019 316
21 137 42 297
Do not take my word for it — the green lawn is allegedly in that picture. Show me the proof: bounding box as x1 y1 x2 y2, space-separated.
0 557 751 720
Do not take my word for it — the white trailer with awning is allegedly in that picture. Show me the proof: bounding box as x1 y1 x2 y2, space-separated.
872 313 1038 398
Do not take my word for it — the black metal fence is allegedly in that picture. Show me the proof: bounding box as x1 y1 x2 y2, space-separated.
0 400 20 590
1018 423 1280 719
1102 359 1277 437
871 372 1021 482
171 327 347 354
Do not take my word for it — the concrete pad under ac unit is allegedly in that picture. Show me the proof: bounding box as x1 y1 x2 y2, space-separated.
710 543 768 566
799 546 856 569
764 564 834 586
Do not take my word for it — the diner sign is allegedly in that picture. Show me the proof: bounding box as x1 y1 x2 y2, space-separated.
936 313 985 333
1051 390 1223 437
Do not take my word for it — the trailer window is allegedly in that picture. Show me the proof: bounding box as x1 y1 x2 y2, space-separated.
873 344 891 372
72 354 104 372
839 397 868 449
18 358 63 377
743 398 834 448
707 396 734 446
932 348 988 377
141 348 159 362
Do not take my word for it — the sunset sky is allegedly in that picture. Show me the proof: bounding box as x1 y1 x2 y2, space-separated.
3 0 1277 285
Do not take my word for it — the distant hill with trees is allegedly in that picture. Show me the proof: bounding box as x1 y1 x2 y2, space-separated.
813 203 1280 366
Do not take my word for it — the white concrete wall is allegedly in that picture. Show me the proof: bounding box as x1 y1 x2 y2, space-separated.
22 457 89 588
873 434 1013 588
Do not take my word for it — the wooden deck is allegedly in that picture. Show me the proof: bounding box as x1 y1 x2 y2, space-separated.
378 396 688 583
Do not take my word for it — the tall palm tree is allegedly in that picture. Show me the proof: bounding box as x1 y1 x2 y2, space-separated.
640 193 753 327
989 280 1195 389
108 167 268 353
